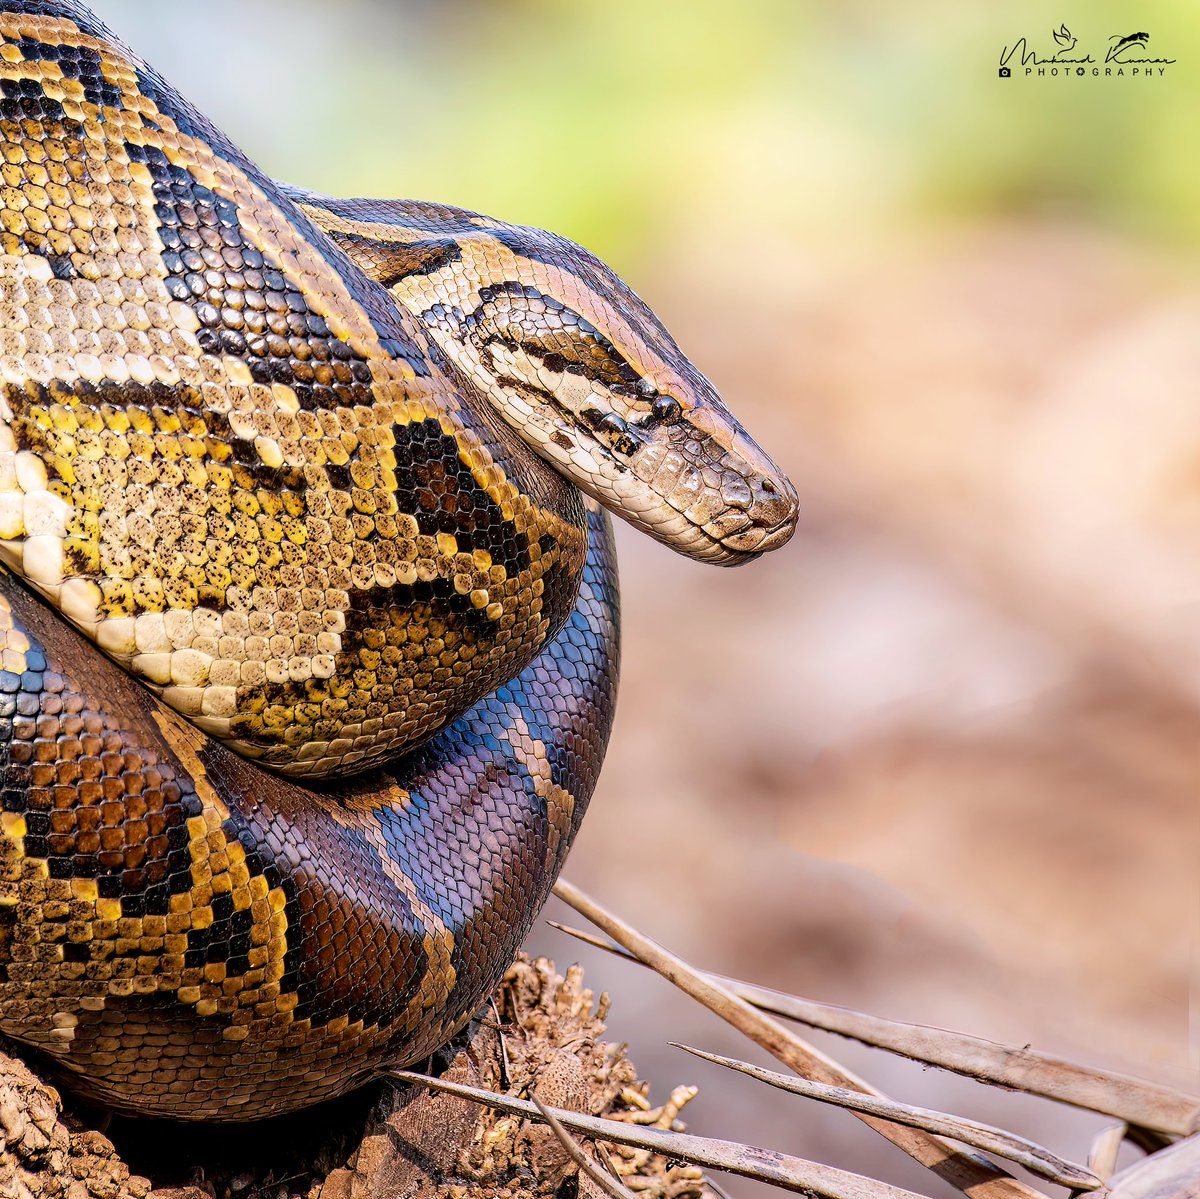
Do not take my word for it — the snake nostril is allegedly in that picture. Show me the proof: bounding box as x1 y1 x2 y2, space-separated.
743 474 797 528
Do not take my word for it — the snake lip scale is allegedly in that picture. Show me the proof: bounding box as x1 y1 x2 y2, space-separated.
0 0 797 1120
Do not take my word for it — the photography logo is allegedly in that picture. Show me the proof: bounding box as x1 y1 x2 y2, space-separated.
999 24 1176 78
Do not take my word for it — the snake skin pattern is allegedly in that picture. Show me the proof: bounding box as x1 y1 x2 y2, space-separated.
0 1 796 1120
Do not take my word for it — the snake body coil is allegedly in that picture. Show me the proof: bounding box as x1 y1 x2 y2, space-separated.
0 1 796 1119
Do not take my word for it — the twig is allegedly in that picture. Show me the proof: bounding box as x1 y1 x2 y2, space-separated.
531 1093 638 1199
489 997 512 1088
548 919 1200 1135
673 1043 1101 1191
390 1069 935 1199
1087 1124 1126 1183
1108 1131 1200 1198
552 880 1046 1199
703 1174 737 1199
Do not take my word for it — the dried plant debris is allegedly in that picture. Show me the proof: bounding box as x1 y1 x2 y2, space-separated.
549 920 1200 1135
552 881 1041 1199
0 958 711 1199
0 1049 150 1199
549 879 1200 1199
4 928 1199 1198
1108 1132 1200 1199
406 954 711 1199
391 1071 935 1199
669 1044 1100 1190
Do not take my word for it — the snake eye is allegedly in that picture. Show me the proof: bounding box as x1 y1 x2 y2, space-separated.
651 395 683 425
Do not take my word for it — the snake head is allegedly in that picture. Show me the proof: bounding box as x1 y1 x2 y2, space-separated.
412 229 798 566
294 187 800 566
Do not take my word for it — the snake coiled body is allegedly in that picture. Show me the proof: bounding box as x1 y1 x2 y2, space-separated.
0 1 796 1119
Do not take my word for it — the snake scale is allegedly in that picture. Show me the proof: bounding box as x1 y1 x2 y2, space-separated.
0 0 797 1120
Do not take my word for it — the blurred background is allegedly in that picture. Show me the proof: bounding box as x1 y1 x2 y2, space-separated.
93 0 1200 1193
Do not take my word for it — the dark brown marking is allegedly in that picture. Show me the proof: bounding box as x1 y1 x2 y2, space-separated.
327 230 464 288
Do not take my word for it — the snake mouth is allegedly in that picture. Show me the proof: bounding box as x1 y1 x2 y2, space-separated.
704 496 798 563
650 471 797 565
718 511 798 557
698 433 799 563
591 399 799 565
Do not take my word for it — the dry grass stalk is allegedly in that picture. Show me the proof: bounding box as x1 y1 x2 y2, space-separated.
1107 1133 1200 1198
550 920 1200 1135
552 880 1046 1199
1088 1124 1127 1183
671 1044 1100 1191
390 1069 934 1199
530 1093 639 1199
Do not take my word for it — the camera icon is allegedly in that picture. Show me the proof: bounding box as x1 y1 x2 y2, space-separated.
998 66 1011 77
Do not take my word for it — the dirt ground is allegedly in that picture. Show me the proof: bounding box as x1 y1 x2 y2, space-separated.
535 219 1200 1196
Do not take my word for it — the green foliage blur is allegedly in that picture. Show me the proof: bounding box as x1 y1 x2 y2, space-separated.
95 0 1200 268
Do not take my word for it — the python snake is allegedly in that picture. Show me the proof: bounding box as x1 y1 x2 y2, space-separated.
0 1 796 1119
